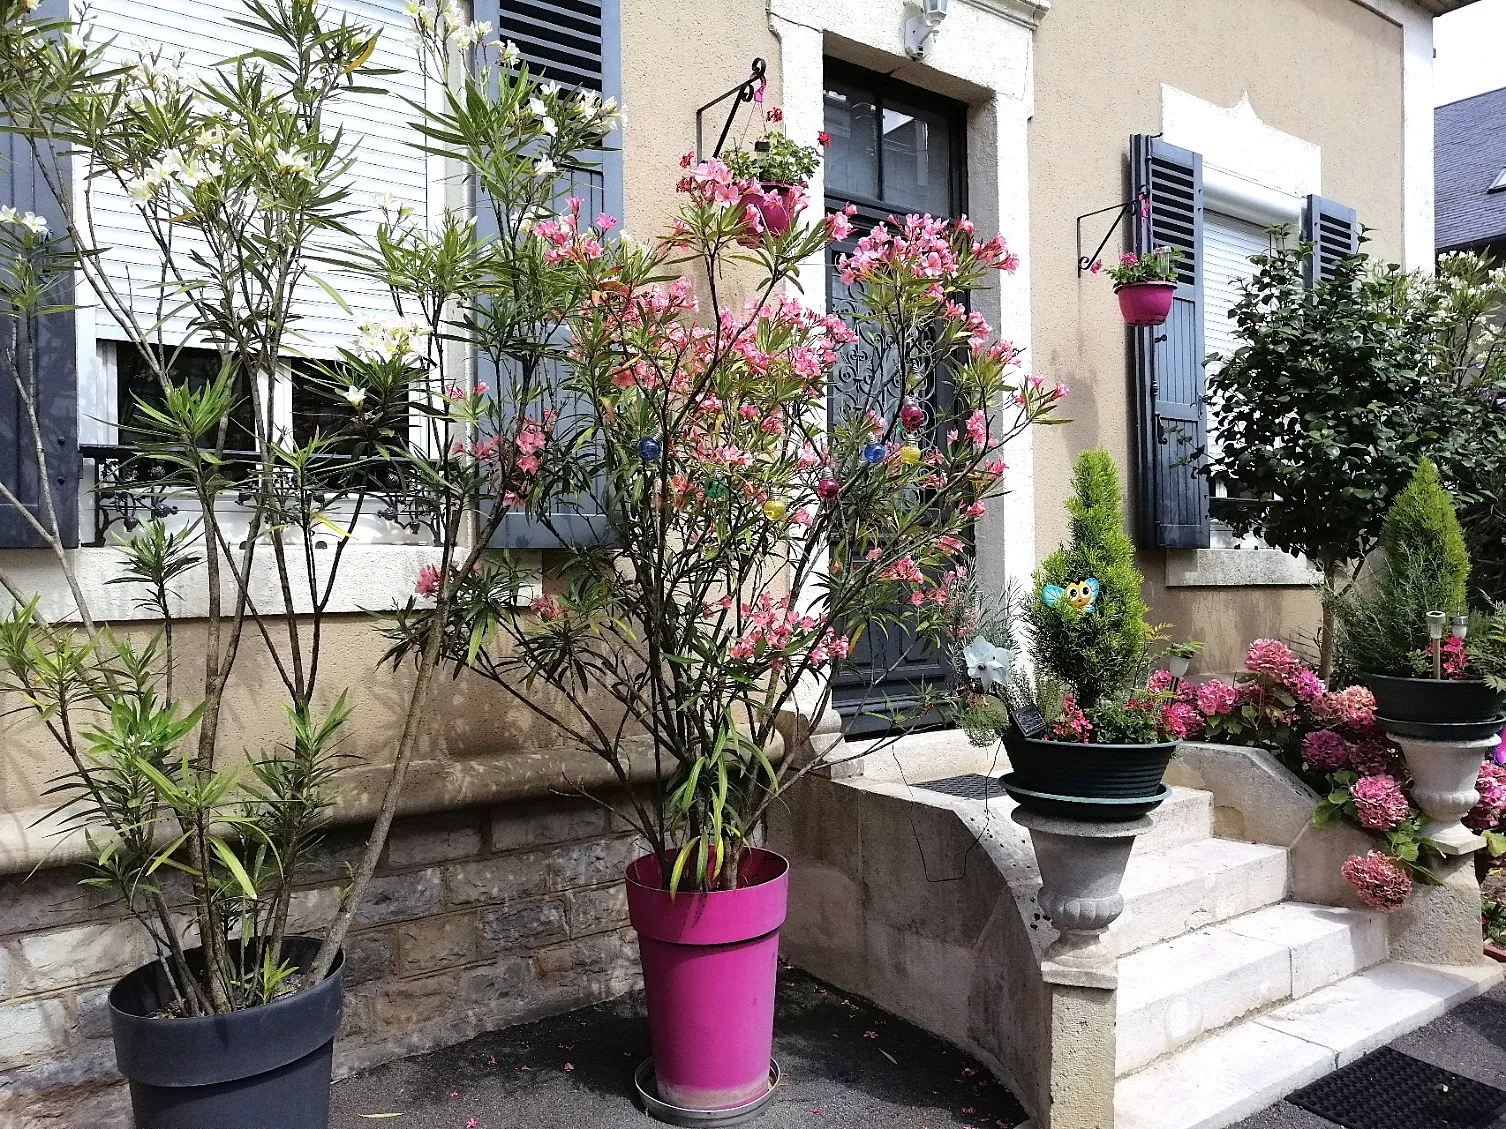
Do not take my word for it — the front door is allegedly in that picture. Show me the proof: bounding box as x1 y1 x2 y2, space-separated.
822 62 967 736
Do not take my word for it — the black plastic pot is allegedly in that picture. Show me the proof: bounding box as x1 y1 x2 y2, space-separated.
109 937 343 1129
999 774 1170 821
1361 673 1506 726
1004 732 1179 801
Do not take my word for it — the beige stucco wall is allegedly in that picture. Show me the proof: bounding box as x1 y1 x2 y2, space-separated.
1029 0 1406 672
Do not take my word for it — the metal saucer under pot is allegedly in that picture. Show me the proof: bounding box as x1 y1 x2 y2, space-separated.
635 1059 781 1126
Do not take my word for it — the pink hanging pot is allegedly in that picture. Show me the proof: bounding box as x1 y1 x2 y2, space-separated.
626 847 789 1117
736 183 799 247
1114 280 1176 327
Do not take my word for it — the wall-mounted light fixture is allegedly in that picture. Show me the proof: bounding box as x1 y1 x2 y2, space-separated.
904 0 949 60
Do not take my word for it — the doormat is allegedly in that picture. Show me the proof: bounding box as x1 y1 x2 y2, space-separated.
916 774 1005 801
1287 1046 1506 1129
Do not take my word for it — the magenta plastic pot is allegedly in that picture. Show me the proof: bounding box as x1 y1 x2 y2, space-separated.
625 848 790 1112
736 184 799 246
1114 280 1176 326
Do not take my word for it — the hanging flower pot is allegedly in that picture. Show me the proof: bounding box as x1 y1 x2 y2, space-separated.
1114 280 1176 327
736 183 800 247
626 848 788 1119
109 937 344 1129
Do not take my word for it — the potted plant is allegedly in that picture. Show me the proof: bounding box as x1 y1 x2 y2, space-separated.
1336 458 1506 736
721 109 825 244
367 38 1064 1119
0 3 556 1125
1094 246 1181 326
952 450 1177 820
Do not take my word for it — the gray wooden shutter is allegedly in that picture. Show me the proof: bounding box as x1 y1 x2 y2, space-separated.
478 0 620 549
1302 194 1358 286
0 29 78 549
1130 134 1209 550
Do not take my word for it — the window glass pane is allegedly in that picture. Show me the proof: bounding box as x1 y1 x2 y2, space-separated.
823 81 879 201
117 345 255 451
881 99 953 217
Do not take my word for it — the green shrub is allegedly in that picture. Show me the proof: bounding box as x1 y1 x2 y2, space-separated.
1025 449 1157 709
1338 458 1471 676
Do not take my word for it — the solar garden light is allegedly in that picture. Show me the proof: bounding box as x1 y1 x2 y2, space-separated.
1427 610 1447 679
904 0 949 60
1452 614 1470 642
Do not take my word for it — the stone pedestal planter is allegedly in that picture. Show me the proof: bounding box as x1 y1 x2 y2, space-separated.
1012 807 1153 988
1388 732 1499 855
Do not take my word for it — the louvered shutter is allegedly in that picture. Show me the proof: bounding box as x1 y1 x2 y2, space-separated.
1302 195 1358 286
0 0 79 549
481 0 620 548
1130 134 1209 550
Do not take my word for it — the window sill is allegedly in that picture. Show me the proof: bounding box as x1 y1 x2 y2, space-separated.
0 544 542 624
1164 548 1319 588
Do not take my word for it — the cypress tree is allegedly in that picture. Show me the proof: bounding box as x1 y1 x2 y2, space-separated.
1027 449 1155 709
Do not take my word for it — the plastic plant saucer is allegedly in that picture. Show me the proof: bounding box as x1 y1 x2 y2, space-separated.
635 1059 781 1126
1376 714 1506 743
998 775 1170 821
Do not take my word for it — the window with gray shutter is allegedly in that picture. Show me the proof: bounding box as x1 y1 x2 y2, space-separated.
1130 134 1210 550
1303 194 1358 286
0 0 78 549
479 0 620 548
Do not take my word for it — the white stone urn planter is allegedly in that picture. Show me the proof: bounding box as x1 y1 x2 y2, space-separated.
1012 808 1153 988
1388 732 1498 855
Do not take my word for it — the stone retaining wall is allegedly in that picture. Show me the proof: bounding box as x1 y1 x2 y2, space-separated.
0 796 645 1128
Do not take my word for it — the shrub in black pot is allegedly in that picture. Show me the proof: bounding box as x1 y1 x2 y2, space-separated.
1337 459 1506 735
947 450 1183 820
110 938 344 1129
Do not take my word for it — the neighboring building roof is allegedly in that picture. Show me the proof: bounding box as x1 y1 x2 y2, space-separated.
1436 86 1506 252
1418 0 1483 12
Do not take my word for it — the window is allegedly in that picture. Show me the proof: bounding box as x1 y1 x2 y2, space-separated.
823 63 966 735
117 345 256 451
1490 168 1506 194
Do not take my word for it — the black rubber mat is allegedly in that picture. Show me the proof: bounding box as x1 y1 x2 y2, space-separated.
1287 1046 1506 1129
916 774 1004 801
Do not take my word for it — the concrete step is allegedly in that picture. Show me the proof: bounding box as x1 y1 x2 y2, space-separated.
1114 961 1504 1129
1115 902 1388 1076
1131 786 1213 856
1114 837 1288 956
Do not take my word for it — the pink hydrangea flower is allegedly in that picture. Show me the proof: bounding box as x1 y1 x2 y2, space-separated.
1194 680 1239 717
1284 667 1327 703
1301 729 1352 773
1349 774 1410 830
1159 701 1205 740
1245 638 1299 677
1310 685 1378 731
1467 760 1506 832
1349 738 1396 777
1341 851 1413 910
1147 669 1175 693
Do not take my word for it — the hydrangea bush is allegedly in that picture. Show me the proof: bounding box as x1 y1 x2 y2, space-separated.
1167 639 1444 909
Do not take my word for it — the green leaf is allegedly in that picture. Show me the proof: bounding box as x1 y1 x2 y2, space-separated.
209 835 257 900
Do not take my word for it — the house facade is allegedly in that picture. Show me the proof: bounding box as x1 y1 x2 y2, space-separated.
0 0 1470 1125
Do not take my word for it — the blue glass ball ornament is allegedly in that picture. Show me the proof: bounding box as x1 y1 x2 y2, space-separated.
637 437 663 461
861 442 887 466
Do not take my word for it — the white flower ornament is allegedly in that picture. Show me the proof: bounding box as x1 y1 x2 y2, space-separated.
963 636 1012 691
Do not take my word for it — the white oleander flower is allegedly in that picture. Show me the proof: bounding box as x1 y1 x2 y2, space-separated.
17 212 48 236
499 40 520 65
342 385 367 407
540 115 557 137
534 157 557 178
0 206 18 225
528 96 547 118
274 147 313 180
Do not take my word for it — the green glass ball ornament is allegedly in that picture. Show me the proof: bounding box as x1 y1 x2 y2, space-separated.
705 479 729 500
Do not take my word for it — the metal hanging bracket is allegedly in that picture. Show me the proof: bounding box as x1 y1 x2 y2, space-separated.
695 58 767 161
1076 193 1148 275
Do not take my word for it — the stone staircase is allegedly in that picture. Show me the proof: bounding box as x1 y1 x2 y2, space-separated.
1111 785 1500 1129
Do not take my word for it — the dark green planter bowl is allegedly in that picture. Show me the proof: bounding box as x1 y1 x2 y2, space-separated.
1002 732 1179 801
999 774 1170 821
1361 674 1506 727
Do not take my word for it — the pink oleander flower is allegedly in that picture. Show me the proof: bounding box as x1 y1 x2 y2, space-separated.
1194 680 1240 717
1341 851 1413 910
1284 667 1327 703
414 564 440 598
1301 729 1352 773
1160 701 1205 740
529 594 564 621
1310 685 1378 732
1245 638 1299 678
1349 774 1410 830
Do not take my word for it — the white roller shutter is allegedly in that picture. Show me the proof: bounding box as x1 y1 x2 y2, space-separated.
1203 211 1270 549
79 0 430 356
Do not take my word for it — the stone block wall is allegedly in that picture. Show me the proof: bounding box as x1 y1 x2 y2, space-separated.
0 796 645 1128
